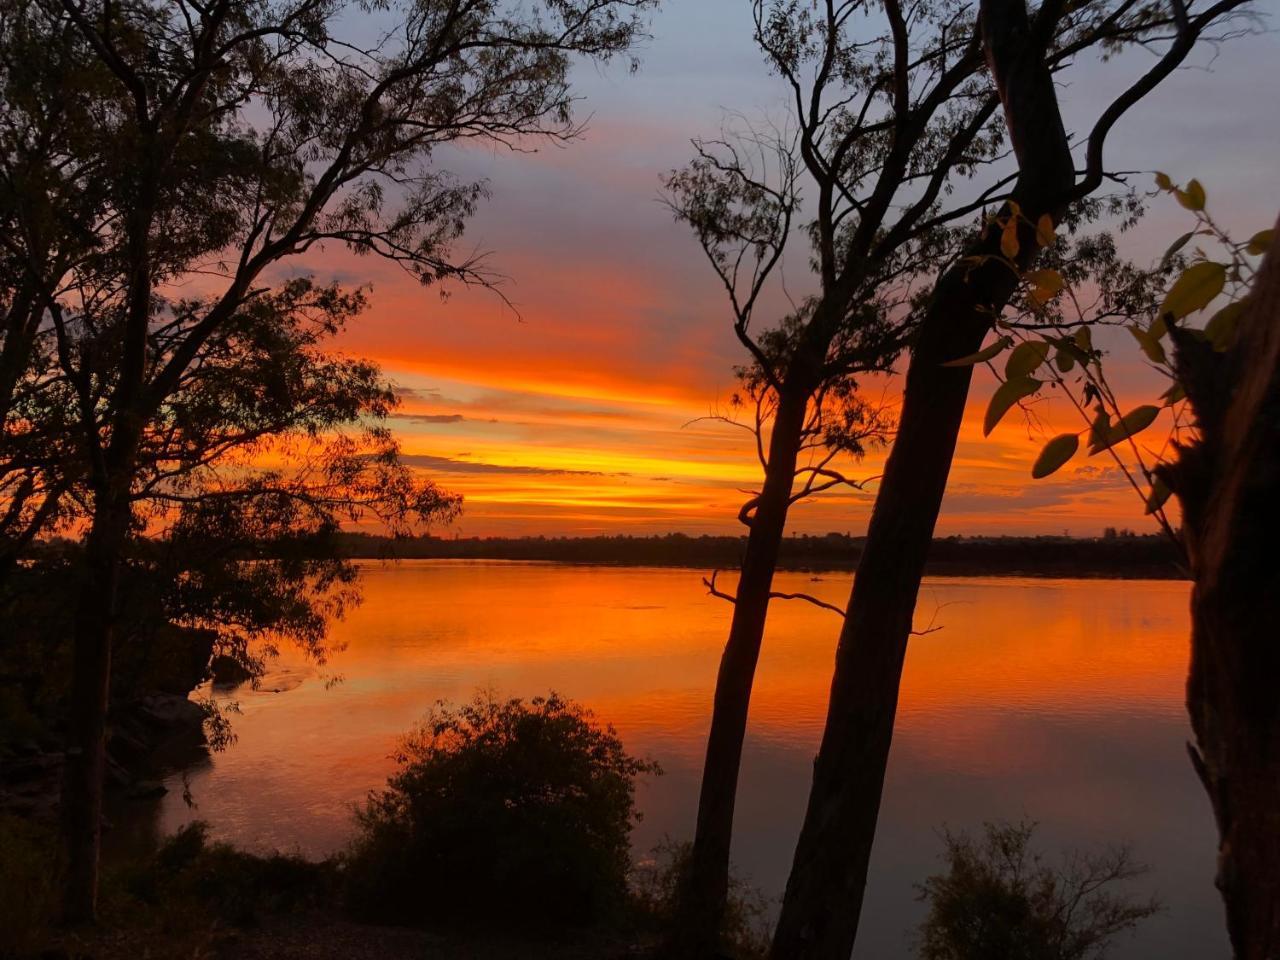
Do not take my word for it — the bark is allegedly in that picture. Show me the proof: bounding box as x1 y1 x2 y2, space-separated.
769 5 1076 957
1170 214 1280 960
675 382 813 956
59 487 131 924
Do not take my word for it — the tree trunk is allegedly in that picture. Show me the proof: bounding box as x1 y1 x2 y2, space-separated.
675 383 813 956
769 6 1075 957
59 488 131 925
1172 214 1280 960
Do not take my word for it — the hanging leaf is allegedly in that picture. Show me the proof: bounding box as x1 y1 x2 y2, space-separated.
1150 313 1168 341
1032 433 1079 479
1160 261 1226 319
1145 476 1173 515
1128 324 1167 364
1160 231 1195 267
1204 299 1247 350
1247 229 1275 256
1055 346 1076 373
1175 179 1206 211
1089 407 1112 448
983 376 1040 436
1154 171 1173 190
1161 381 1186 405
1090 404 1161 454
1001 217 1020 259
1025 268 1064 305
1006 341 1051 378
941 335 1013 367
1074 326 1093 354
1036 214 1056 247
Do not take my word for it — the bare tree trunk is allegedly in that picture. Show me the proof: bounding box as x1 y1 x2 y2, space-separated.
769 6 1075 957
676 383 813 956
59 487 130 924
1172 214 1280 960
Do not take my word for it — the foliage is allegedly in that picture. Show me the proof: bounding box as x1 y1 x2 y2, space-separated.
915 822 1159 960
630 838 771 960
343 693 661 931
0 815 59 958
956 182 1276 542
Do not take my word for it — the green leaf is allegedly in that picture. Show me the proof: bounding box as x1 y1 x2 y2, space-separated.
1154 171 1173 191
1025 268 1065 306
1032 433 1079 479
1145 476 1173 515
1005 341 1051 378
1161 382 1186 405
1176 179 1206 211
1160 261 1226 319
1128 324 1167 364
1090 404 1161 454
1247 229 1275 256
1204 299 1247 351
1055 346 1076 373
941 335 1012 367
983 376 1040 437
1160 231 1194 267
1074 326 1093 354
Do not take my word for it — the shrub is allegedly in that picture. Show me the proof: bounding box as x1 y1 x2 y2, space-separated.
0 815 59 958
343 692 660 931
630 838 771 960
915 821 1159 960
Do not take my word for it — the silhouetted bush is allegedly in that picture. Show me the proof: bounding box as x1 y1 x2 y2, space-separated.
0 815 58 958
343 693 660 931
630 838 771 959
915 821 1159 960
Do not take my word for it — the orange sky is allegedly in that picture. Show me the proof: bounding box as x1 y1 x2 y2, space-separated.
312 4 1278 538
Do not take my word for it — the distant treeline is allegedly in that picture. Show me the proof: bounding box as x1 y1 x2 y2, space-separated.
332 529 1186 579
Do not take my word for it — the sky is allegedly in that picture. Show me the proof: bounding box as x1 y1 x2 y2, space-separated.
322 1 1280 537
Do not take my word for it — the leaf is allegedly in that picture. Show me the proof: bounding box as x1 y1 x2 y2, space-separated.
1145 476 1173 515
1006 340 1051 378
1036 214 1056 247
1160 261 1226 319
1154 171 1173 190
1161 381 1186 404
1160 231 1194 267
1025 268 1064 305
1055 346 1076 373
1175 178 1206 211
1150 313 1168 341
1090 404 1161 454
983 376 1040 436
1247 229 1275 256
942 335 1012 367
1128 324 1167 364
1001 217 1020 259
1204 299 1247 351
1074 326 1093 354
1032 433 1079 479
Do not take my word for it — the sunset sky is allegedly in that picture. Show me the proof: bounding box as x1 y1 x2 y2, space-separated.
325 2 1279 537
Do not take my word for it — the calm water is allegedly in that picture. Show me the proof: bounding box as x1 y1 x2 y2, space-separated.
135 561 1222 958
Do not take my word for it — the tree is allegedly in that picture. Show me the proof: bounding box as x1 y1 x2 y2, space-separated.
970 184 1280 958
12 0 654 924
770 2 1253 959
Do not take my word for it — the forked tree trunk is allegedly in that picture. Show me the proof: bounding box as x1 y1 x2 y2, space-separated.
675 382 814 956
769 5 1075 957
1171 214 1280 960
60 488 130 924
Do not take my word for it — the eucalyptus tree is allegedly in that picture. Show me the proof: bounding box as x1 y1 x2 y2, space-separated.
10 0 654 923
769 2 1255 958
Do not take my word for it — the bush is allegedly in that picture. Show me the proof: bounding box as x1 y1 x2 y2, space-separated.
343 692 660 931
0 815 59 958
915 821 1159 960
630 838 771 960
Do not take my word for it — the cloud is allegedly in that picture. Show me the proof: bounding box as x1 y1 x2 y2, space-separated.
395 413 466 424
402 453 630 478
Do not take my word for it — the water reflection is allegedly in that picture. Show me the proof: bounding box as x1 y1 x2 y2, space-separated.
139 561 1219 958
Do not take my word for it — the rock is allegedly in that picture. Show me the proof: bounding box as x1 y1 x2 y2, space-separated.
210 654 254 688
127 779 168 800
134 693 205 733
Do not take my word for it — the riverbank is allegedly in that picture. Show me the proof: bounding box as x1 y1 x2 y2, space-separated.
331 531 1187 579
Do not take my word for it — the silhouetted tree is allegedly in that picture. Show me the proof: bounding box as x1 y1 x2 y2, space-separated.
771 2 1252 959
4 0 654 923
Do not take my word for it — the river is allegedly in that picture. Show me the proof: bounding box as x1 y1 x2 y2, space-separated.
127 560 1220 958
